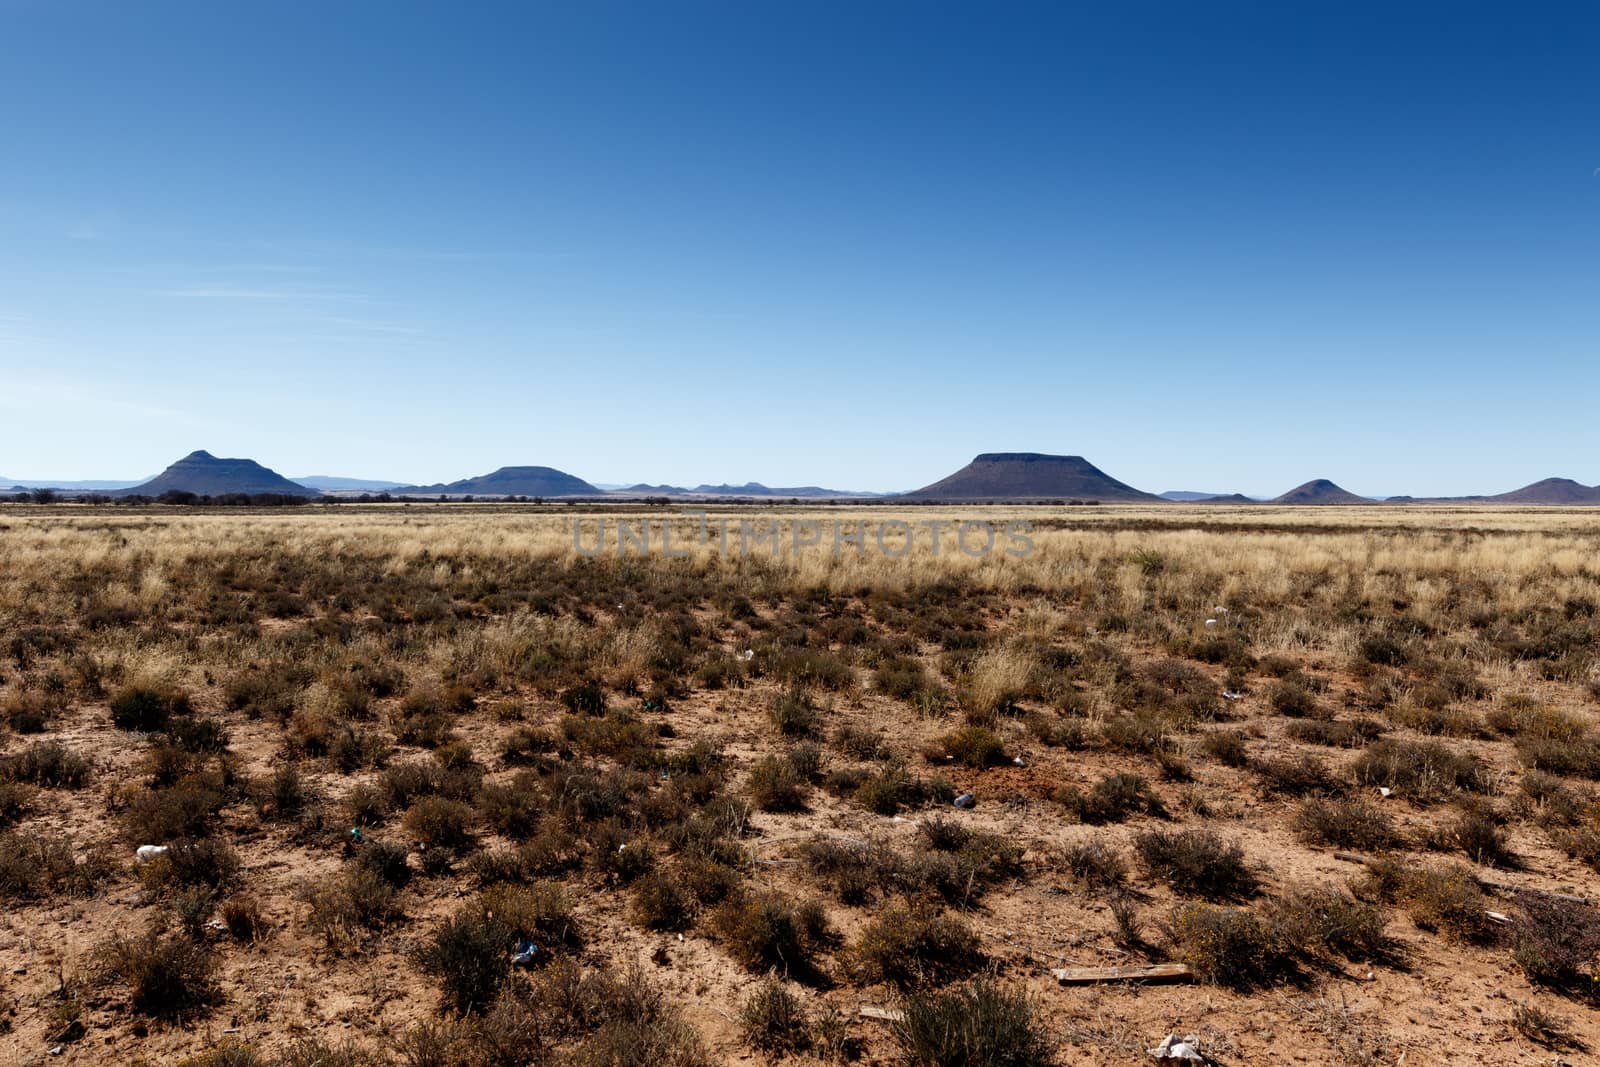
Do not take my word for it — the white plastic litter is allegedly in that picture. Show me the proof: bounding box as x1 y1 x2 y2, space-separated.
1148 1033 1205 1061
740 649 755 661
1203 619 1218 627
1011 756 1025 766
1221 690 1243 701
1378 787 1393 798
135 845 168 864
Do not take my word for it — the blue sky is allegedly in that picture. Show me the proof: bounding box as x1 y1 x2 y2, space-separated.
1 1 1597 496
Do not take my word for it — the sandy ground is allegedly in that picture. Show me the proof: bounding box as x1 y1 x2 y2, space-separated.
1 632 1597 1067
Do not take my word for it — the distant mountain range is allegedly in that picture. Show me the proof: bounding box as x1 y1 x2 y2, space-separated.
1160 490 1242 501
616 482 880 498
292 475 410 492
1 478 148 490
8 450 1600 505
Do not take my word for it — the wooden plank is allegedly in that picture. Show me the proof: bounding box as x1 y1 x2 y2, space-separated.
1051 963 1193 984
858 1006 905 1023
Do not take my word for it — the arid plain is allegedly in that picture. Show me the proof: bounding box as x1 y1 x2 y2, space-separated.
3 503 1600 1066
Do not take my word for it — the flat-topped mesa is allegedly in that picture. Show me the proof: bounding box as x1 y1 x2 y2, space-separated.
901 452 1161 502
117 451 319 497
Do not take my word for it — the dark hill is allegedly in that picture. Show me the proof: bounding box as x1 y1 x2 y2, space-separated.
116 451 319 497
1192 493 1258 504
1487 478 1600 504
1270 479 1369 505
902 453 1160 502
401 466 601 497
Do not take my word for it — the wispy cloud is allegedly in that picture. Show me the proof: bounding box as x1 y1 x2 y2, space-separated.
0 373 205 427
314 316 424 335
157 284 361 302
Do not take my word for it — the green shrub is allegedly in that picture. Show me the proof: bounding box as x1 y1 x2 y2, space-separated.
1292 797 1402 851
852 762 949 815
713 891 831 977
1135 828 1256 900
1385 862 1496 944
1201 729 1250 767
1511 889 1600 1001
932 726 1007 768
100 929 216 1019
772 648 854 691
125 775 228 841
353 839 412 887
834 723 888 760
739 979 813 1054
141 838 240 894
1058 772 1165 824
748 755 808 812
1267 681 1321 718
477 777 542 837
110 685 191 732
801 835 887 905
769 690 820 737
1250 753 1337 797
2 741 91 788
1439 806 1514 867
1511 1002 1577 1050
1350 739 1489 802
1286 718 1385 748
850 902 982 987
1266 884 1391 962
1061 838 1127 891
632 868 695 932
890 978 1049 1067
560 682 608 715
414 908 514 1014
482 881 580 949
403 796 475 852
1165 903 1292 988
306 867 399 953
263 764 307 819
0 831 107 900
